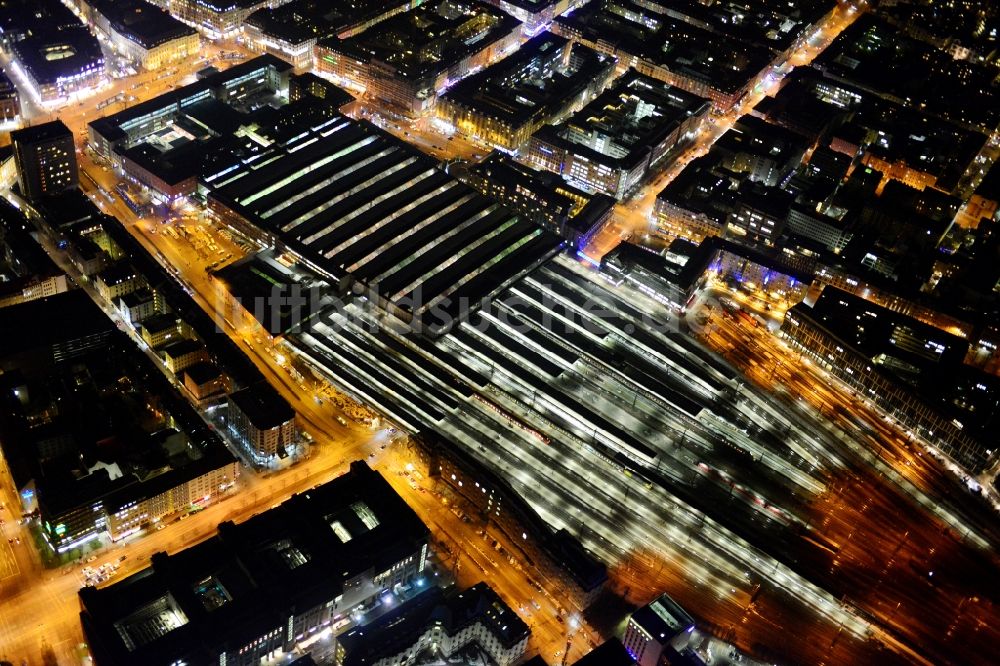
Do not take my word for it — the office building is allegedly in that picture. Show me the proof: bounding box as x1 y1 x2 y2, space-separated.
526 69 710 198
437 33 614 152
653 155 733 243
786 203 853 253
80 461 431 666
10 120 78 202
601 242 701 311
226 381 297 462
481 0 578 36
623 593 695 666
337 583 529 666
712 116 809 189
315 0 521 114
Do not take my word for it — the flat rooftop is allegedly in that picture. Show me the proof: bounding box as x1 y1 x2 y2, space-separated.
575 638 635 665
10 119 72 146
858 102 987 191
228 381 294 430
0 292 234 521
555 0 772 96
470 150 596 217
90 0 196 49
246 0 405 43
0 199 63 283
815 15 1000 131
656 153 738 224
89 54 293 145
0 290 114 358
319 0 520 82
10 29 104 87
339 583 528 664
786 287 1000 437
631 593 696 639
213 251 322 336
207 114 562 333
532 69 710 170
79 461 429 665
441 32 611 127
655 0 830 53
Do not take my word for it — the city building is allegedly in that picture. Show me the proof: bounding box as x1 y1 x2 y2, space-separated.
167 0 271 39
601 242 702 311
644 0 831 59
855 106 987 194
315 0 521 114
182 360 228 403
963 160 1000 227
140 312 183 348
226 381 297 462
0 198 69 309
78 0 200 70
782 287 997 472
437 33 615 152
87 55 304 205
700 236 812 305
94 262 143 301
725 181 792 247
552 0 774 112
88 54 293 159
464 150 615 248
712 116 809 189
212 250 326 340
2 0 105 104
336 583 529 666
429 432 609 611
160 338 208 374
242 0 410 68
289 71 357 109
813 14 1000 133
575 638 636 665
526 69 710 198
10 120 78 202
478 0 579 37
115 288 163 326
0 289 116 370
80 461 431 666
653 155 734 243
0 69 19 124
622 593 695 666
786 202 853 254
0 290 239 552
